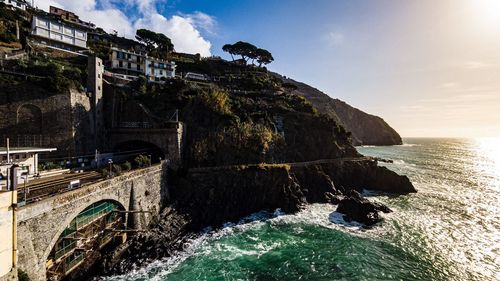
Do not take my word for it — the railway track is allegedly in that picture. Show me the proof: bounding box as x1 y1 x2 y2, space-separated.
18 171 104 203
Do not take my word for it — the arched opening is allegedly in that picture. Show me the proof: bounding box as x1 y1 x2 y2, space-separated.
46 200 126 281
113 140 164 165
16 104 43 133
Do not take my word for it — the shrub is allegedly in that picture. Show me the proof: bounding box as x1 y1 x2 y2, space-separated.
112 164 122 176
121 161 132 172
197 89 231 115
134 155 151 168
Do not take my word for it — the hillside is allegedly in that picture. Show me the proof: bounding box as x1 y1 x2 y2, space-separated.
274 73 403 146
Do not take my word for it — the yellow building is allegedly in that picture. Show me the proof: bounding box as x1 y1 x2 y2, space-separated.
0 189 17 281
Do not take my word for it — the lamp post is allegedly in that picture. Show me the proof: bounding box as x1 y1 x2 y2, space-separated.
108 159 113 178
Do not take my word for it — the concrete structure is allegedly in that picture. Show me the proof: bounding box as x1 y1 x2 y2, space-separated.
145 57 176 81
17 163 168 281
49 6 96 30
87 55 105 151
31 15 87 51
0 147 57 190
110 123 184 167
0 190 17 281
0 0 26 10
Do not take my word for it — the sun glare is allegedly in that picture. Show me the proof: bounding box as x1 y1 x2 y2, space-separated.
472 0 500 31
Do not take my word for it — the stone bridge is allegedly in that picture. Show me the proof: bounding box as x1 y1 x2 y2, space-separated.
16 164 168 281
109 123 183 167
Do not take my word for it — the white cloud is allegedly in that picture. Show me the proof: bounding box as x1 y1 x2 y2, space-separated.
32 0 212 56
323 31 344 47
134 14 212 56
181 11 218 36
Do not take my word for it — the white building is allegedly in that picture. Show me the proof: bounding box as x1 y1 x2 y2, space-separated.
0 0 27 10
109 46 145 76
110 46 176 81
0 147 57 183
31 15 87 50
145 57 176 81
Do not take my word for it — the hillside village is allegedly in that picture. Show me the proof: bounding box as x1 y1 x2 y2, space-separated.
0 2 413 281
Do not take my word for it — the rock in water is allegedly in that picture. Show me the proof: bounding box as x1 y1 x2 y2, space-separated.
335 191 392 226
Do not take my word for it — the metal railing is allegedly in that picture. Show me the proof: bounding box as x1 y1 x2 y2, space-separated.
54 241 76 260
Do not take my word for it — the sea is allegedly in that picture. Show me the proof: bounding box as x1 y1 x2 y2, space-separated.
105 138 500 281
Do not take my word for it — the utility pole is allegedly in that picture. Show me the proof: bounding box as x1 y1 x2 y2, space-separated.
6 138 10 191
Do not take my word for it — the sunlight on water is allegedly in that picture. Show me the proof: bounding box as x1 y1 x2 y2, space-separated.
475 137 500 188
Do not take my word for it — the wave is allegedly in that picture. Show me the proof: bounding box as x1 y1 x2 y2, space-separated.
400 143 422 147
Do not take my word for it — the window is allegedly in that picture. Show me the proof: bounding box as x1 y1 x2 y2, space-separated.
137 64 140 71
119 61 123 67
159 70 163 75
127 54 131 60
15 155 20 160
2 156 6 161
127 62 131 69
97 74 100 78
98 86 101 91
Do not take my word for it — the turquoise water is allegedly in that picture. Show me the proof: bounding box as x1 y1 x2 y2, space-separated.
107 138 500 281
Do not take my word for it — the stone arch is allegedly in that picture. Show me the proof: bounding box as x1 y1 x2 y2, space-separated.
113 140 166 164
16 103 43 133
44 199 127 280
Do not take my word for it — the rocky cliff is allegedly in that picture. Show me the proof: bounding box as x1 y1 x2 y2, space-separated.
106 158 415 273
274 74 403 146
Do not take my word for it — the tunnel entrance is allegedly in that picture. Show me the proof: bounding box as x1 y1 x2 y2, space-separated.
46 201 126 281
113 140 164 165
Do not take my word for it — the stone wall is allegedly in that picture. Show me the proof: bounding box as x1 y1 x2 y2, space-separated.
16 163 167 281
0 79 95 157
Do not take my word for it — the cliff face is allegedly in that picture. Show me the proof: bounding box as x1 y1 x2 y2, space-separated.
329 99 402 146
274 74 403 146
108 158 415 273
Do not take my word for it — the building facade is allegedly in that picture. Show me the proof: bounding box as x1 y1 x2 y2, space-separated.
31 15 87 50
0 189 16 281
87 55 105 151
109 46 145 76
49 6 96 30
0 0 26 10
110 46 176 81
145 57 176 81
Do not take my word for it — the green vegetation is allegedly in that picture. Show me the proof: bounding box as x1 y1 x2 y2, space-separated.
0 4 31 45
1 55 87 93
121 161 132 172
117 56 355 167
222 41 274 66
135 29 174 58
134 155 151 168
18 270 30 281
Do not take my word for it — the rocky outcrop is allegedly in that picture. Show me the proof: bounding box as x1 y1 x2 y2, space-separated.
336 190 392 226
107 158 415 274
273 73 403 146
330 99 402 146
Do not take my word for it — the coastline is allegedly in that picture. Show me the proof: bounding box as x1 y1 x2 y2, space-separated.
95 156 415 278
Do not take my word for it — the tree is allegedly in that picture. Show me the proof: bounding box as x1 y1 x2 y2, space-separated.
232 41 258 63
222 44 236 61
135 29 175 58
222 41 273 66
256 48 274 67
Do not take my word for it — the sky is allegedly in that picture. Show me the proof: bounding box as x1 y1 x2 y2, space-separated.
32 0 500 138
